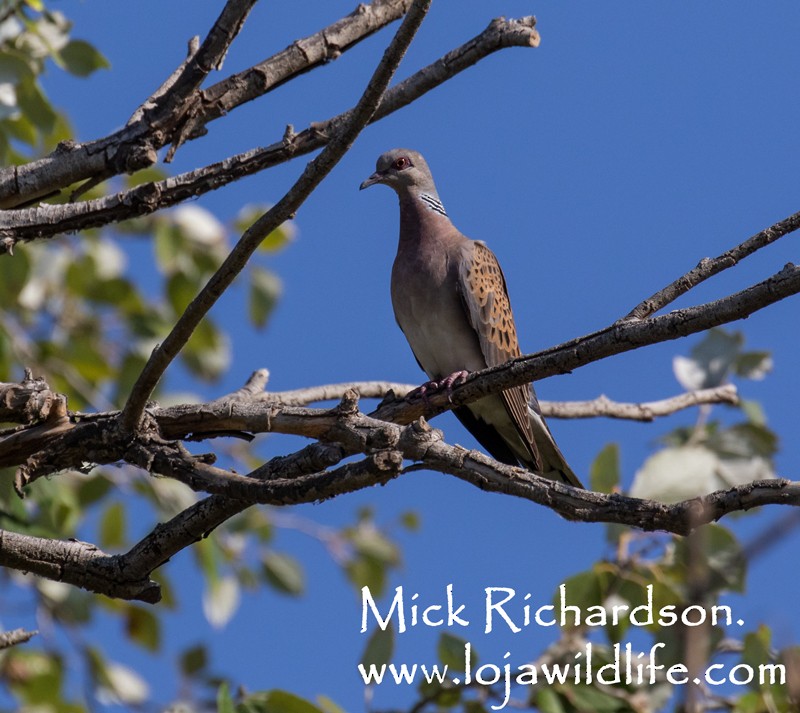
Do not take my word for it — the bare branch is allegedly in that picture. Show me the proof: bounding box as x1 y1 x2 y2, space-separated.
0 628 37 650
0 0 256 210
0 370 55 423
372 262 800 425
403 438 800 536
622 208 800 321
120 0 433 432
542 385 739 421
265 380 418 405
0 0 411 210
0 15 541 246
0 528 161 602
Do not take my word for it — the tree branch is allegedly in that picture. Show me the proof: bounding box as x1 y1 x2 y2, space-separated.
2 389 797 602
119 0 433 432
0 15 540 247
0 627 37 650
622 208 800 321
263 381 739 419
0 0 256 210
541 385 739 421
0 0 405 209
372 262 800 425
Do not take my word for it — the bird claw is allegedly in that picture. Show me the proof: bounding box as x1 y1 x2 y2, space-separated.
406 370 469 405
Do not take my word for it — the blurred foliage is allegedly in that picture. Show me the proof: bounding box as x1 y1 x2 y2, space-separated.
352 329 795 713
0 1 406 710
0 0 107 163
0 1 795 712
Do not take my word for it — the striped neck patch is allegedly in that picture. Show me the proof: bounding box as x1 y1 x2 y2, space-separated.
418 192 447 217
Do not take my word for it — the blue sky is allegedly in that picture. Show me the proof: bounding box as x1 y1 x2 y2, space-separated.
25 0 800 709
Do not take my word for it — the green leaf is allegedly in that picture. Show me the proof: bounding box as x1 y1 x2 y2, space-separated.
630 445 719 503
400 510 420 531
262 552 305 596
0 243 31 303
713 423 778 459
3 116 38 146
360 622 394 669
564 684 627 712
464 702 488 713
16 78 57 133
166 271 198 316
125 605 161 652
258 222 295 252
742 625 771 673
734 350 773 380
740 399 767 426
235 206 295 252
261 690 323 713
345 555 387 597
674 524 747 594
154 223 185 274
555 569 610 622
99 501 126 549
590 442 619 493
437 632 468 669
179 644 208 676
76 472 113 507
350 525 400 564
59 39 110 77
183 319 231 380
217 682 236 713
0 51 35 84
316 695 348 713
5 650 65 705
249 266 282 328
536 688 566 713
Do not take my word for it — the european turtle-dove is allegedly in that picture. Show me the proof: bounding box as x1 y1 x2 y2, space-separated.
360 148 582 488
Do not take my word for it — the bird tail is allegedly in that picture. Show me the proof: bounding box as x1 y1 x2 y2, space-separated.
528 404 584 489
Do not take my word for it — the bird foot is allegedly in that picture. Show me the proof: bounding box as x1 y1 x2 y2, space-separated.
407 370 469 405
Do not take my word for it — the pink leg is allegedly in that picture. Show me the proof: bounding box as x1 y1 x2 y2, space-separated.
407 370 469 404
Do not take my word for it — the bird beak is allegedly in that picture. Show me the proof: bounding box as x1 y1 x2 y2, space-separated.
359 171 383 190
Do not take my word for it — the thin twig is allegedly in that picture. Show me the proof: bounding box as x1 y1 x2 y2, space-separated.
119 0 433 432
0 0 412 209
622 209 800 321
0 627 37 649
0 16 541 245
541 384 739 421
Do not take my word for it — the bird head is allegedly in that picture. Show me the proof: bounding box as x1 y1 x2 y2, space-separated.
359 148 437 195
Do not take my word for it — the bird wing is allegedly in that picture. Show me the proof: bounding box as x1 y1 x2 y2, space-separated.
456 240 541 470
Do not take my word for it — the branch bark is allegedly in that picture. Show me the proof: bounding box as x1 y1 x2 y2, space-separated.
119 0 433 432
0 0 409 210
0 15 540 248
372 262 800 426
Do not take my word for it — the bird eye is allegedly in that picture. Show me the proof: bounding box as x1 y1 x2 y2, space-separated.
393 156 410 170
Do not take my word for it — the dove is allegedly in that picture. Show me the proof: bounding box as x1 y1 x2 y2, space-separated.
361 148 582 487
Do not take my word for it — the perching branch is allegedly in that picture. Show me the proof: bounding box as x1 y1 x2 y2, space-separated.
372 261 800 426
119 0 433 432
0 15 541 247
1 387 796 602
1 198 799 601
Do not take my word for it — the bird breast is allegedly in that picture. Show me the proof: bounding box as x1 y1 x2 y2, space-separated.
391 245 487 380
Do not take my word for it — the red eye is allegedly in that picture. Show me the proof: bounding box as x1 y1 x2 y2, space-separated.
393 156 410 170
